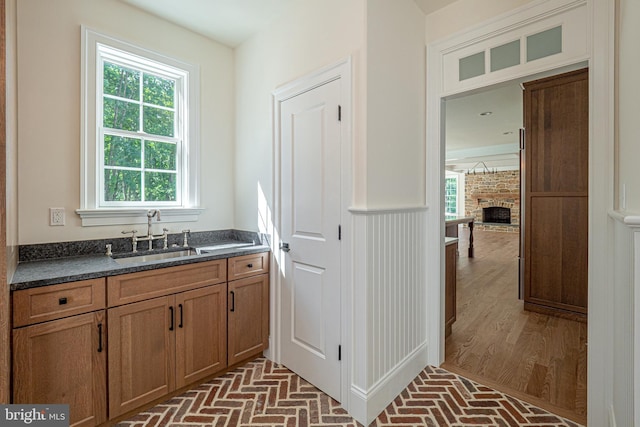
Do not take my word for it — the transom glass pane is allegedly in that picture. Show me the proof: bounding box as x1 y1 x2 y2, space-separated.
491 40 520 72
459 52 485 81
527 26 562 62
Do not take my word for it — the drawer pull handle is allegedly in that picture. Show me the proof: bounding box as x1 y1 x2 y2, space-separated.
97 323 103 353
247 263 253 268
59 297 68 305
178 304 183 328
169 306 174 331
230 291 235 312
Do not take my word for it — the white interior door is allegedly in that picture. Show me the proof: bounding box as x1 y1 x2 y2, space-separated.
280 77 342 401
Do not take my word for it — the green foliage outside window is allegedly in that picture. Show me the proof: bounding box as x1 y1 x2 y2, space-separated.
102 61 178 203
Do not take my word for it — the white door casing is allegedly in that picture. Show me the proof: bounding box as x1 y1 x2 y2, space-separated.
426 0 614 425
276 66 347 402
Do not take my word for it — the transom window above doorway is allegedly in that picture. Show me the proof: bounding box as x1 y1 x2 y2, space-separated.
459 26 563 82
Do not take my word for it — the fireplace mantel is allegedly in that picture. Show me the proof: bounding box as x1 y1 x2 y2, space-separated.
472 192 519 201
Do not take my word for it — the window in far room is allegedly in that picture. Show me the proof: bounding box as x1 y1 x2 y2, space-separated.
445 171 465 215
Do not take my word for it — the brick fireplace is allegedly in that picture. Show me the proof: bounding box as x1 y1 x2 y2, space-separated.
464 170 520 233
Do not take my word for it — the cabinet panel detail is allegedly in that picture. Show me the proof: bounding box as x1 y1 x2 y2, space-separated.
13 278 106 327
13 311 107 427
228 274 269 365
175 284 227 388
108 297 175 418
107 259 226 306
228 252 269 281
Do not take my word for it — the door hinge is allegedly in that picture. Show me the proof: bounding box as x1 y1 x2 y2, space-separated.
338 345 342 361
519 128 525 150
338 105 342 122
338 225 342 241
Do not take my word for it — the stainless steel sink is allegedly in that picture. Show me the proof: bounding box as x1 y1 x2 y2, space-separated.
195 242 254 254
113 249 197 265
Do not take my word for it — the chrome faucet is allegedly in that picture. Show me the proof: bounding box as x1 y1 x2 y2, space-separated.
121 210 168 253
147 210 161 237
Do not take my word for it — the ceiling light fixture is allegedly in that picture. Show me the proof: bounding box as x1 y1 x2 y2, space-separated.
479 111 493 116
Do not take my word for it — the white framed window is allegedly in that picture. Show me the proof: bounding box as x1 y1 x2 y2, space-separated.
78 28 202 226
445 171 465 216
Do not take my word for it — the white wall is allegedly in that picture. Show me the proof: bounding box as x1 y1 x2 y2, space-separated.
365 0 426 208
234 0 366 231
16 0 235 244
617 0 640 212
425 0 533 43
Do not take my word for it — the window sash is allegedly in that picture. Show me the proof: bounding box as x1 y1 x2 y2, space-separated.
96 45 186 208
445 176 459 214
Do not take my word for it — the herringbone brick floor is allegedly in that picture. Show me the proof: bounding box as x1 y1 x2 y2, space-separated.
117 357 584 427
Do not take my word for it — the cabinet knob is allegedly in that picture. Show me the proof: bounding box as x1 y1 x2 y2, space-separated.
59 297 68 305
247 263 253 268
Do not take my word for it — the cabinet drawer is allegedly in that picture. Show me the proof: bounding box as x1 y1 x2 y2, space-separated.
107 259 227 307
228 252 269 281
13 278 106 327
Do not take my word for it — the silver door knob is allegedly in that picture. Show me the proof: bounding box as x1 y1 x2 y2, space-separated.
280 242 290 252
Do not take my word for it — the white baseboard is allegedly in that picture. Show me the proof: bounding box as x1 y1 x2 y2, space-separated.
348 342 429 425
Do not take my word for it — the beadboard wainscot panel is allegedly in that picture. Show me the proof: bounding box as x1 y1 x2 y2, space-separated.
349 206 428 425
609 210 640 427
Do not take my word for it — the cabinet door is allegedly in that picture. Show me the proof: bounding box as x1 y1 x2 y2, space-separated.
175 284 227 388
13 311 107 427
228 274 269 365
108 297 175 418
523 68 588 318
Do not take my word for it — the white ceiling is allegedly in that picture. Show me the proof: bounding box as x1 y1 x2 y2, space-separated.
119 0 297 47
118 0 514 172
120 0 459 47
445 85 523 172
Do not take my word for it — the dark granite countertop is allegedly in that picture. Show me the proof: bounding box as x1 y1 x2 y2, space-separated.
11 230 271 291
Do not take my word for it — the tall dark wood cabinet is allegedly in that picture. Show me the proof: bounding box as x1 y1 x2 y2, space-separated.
522 68 588 320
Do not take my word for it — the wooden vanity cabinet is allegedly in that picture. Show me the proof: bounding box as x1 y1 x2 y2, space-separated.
227 252 270 365
12 251 270 425
107 259 228 419
12 279 107 427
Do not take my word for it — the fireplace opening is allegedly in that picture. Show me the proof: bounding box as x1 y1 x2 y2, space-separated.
483 206 511 224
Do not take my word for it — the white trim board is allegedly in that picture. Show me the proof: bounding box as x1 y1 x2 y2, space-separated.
425 0 615 426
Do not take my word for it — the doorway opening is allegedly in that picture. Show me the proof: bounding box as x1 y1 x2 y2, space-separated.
441 79 588 425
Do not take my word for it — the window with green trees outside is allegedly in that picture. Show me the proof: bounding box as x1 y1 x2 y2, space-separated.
98 44 186 206
445 176 458 214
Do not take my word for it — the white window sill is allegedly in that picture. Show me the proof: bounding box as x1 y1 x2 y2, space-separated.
75 208 205 227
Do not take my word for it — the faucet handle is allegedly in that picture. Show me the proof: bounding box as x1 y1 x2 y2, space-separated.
121 230 137 236
182 229 190 247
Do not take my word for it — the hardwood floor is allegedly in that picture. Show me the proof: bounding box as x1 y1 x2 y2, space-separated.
442 228 587 425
